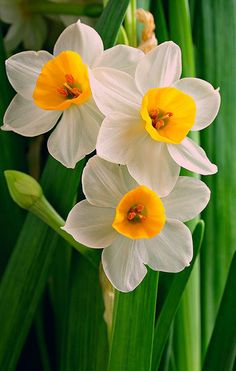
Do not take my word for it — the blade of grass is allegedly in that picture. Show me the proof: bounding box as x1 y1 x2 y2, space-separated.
203 252 236 371
108 270 159 371
194 0 236 358
168 2 201 370
151 221 205 370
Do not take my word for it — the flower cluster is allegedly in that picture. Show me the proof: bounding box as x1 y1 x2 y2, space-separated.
2 20 220 292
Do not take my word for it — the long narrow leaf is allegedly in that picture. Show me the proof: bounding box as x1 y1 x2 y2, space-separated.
152 221 205 370
203 252 236 371
194 0 236 356
60 253 108 371
96 0 129 48
108 270 159 371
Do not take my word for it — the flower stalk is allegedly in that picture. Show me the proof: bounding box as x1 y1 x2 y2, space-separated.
124 0 137 47
4 170 98 267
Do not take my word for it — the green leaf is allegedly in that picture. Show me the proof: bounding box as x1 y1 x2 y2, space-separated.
194 0 236 357
203 252 236 371
150 0 169 43
96 0 130 49
108 270 159 371
0 158 84 371
151 220 205 370
0 28 27 275
60 253 108 371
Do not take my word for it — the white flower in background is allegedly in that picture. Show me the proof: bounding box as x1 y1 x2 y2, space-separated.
2 20 143 168
51 0 101 27
63 156 210 292
91 41 221 197
0 0 47 52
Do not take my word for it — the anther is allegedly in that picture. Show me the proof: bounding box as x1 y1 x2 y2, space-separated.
65 74 75 85
127 211 136 221
135 204 145 213
57 87 68 96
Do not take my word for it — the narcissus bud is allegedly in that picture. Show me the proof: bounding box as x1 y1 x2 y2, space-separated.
4 170 43 210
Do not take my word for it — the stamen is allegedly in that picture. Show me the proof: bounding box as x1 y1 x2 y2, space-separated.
65 74 75 85
57 74 82 99
57 87 68 97
135 204 145 213
127 210 137 221
149 109 173 130
63 83 81 98
127 204 146 223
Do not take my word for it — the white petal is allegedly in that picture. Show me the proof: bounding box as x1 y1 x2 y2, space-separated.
0 1 21 23
168 137 217 175
2 94 60 136
162 177 210 222
102 235 147 292
47 101 101 168
82 156 137 208
127 137 180 197
22 16 47 51
135 41 182 95
6 50 52 99
53 20 103 67
96 114 145 165
95 44 144 76
4 22 24 52
63 200 117 248
89 67 141 117
174 78 221 131
141 219 193 272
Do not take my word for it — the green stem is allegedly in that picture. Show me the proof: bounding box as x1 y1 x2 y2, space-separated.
28 1 103 18
124 0 137 47
30 196 98 267
116 25 129 45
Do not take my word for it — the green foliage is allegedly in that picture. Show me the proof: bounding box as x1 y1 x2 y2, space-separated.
108 270 158 371
203 252 236 371
152 221 205 370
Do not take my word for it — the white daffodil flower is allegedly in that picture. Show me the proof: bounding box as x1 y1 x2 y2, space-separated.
63 156 210 292
0 0 48 52
91 41 221 197
2 20 143 168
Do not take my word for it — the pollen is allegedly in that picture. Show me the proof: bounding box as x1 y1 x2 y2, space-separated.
140 87 196 144
112 185 166 239
33 51 91 111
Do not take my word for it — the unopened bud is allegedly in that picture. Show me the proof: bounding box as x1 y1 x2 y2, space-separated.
4 170 43 210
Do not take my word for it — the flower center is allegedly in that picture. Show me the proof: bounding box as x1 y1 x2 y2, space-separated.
57 74 82 99
33 51 91 111
112 185 166 239
140 87 196 144
127 204 147 222
149 108 173 130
